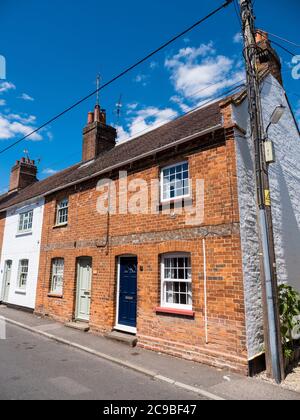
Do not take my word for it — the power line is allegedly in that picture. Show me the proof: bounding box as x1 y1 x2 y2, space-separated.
0 0 233 157
268 31 300 48
270 39 297 58
233 0 242 26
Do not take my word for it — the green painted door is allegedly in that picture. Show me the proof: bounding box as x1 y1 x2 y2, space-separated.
76 258 92 321
2 261 12 303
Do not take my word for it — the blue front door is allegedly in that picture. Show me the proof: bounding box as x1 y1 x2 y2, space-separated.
118 257 137 329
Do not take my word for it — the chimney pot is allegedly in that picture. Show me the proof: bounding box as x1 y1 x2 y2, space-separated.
94 105 101 123
100 109 106 124
87 112 94 124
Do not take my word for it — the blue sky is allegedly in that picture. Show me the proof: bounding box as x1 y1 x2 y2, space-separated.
0 0 299 192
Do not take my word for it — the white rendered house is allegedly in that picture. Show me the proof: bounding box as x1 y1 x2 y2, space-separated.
0 159 44 310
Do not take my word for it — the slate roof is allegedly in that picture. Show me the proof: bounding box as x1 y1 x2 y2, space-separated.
0 100 223 212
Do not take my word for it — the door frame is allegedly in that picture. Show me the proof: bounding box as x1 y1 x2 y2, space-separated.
115 255 137 334
1 260 12 303
75 257 92 322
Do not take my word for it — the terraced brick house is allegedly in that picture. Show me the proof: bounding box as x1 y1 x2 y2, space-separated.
0 32 299 374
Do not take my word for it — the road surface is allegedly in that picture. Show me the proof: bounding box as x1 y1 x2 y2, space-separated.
0 324 206 400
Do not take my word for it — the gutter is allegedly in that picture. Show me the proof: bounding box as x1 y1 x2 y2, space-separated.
0 124 222 212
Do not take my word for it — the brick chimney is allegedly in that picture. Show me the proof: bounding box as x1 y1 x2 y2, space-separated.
9 158 38 192
255 30 283 85
82 105 117 162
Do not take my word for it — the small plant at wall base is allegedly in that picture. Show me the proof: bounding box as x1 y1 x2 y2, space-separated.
278 284 300 361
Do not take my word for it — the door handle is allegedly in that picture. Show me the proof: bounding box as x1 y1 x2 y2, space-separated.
84 292 90 296
125 296 134 301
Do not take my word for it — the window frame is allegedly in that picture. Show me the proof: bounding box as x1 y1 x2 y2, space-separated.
56 198 69 226
160 253 192 310
18 210 33 234
17 259 29 290
50 258 64 295
160 161 190 203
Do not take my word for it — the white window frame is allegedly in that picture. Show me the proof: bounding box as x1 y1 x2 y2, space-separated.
17 259 29 290
56 198 69 225
160 161 190 203
18 210 33 233
50 258 64 295
160 253 192 310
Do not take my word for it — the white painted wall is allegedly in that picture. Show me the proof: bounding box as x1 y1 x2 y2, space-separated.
0 198 44 309
233 74 300 358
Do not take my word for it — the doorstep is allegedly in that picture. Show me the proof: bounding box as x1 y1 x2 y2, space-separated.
65 321 90 332
105 330 138 347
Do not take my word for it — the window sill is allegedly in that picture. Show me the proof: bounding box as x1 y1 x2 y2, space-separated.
53 223 68 229
48 293 63 299
155 307 195 317
157 197 193 212
16 231 33 238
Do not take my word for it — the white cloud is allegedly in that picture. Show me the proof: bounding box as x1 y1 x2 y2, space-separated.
117 106 178 143
116 125 129 142
150 61 159 69
42 168 57 176
46 131 54 141
19 93 34 101
233 32 243 44
134 74 149 86
126 102 139 115
0 82 44 142
165 43 215 68
6 113 37 125
117 42 245 144
170 95 192 113
0 113 42 141
0 81 16 94
165 42 245 104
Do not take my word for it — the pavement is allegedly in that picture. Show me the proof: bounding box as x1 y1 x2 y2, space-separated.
0 305 299 400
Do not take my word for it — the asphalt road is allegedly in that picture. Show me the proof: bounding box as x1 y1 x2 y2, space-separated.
0 324 206 400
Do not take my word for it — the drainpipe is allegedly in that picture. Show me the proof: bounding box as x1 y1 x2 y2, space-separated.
202 238 209 344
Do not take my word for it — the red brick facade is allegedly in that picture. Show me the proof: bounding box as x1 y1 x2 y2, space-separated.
0 212 5 259
35 105 250 374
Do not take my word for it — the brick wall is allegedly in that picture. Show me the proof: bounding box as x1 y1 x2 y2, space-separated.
35 121 249 374
0 211 5 260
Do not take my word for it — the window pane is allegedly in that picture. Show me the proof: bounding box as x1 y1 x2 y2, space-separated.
19 211 33 232
19 260 28 289
57 199 69 225
162 255 192 307
162 162 189 200
51 259 64 294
